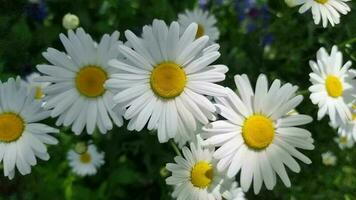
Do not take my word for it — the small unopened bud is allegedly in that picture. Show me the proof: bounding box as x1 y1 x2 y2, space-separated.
119 155 127 163
62 13 79 30
75 142 87 154
160 167 169 178
284 0 298 7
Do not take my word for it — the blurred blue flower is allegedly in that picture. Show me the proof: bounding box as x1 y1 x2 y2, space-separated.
199 0 208 9
25 0 48 22
262 32 274 46
235 0 273 46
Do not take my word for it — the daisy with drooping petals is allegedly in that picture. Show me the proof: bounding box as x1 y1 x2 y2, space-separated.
67 144 104 176
0 77 58 179
178 8 219 42
287 0 351 27
334 104 356 143
165 141 231 200
222 182 246 200
201 74 315 194
106 20 227 144
36 28 124 135
309 46 355 124
24 72 50 100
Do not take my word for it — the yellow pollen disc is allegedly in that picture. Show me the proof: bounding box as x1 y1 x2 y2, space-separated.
79 152 92 164
196 24 205 38
75 66 107 98
314 0 328 4
0 113 25 142
150 62 186 99
190 161 213 189
35 86 44 99
352 113 356 121
325 75 343 98
340 136 348 144
242 115 275 150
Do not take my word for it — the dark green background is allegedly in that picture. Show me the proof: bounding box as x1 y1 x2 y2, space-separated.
0 0 355 199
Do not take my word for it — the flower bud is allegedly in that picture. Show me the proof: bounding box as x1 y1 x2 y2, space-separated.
62 13 79 30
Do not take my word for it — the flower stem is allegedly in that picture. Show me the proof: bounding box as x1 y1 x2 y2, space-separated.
170 140 182 156
297 90 310 96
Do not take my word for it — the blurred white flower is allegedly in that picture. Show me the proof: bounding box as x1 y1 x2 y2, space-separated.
62 13 80 30
24 72 50 100
335 104 356 142
334 135 354 150
178 8 219 43
321 151 337 166
67 144 105 176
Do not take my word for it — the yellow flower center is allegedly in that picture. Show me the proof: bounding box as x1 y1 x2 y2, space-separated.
190 161 214 188
34 86 44 99
314 0 328 4
0 113 25 142
75 66 107 98
352 113 356 121
79 152 92 164
339 136 348 144
196 24 205 38
150 62 187 99
242 115 275 150
325 75 343 98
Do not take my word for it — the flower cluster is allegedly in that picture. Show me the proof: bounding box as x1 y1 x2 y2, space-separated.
0 1 354 199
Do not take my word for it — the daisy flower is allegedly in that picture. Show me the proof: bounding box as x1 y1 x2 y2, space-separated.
36 28 124 135
178 8 219 42
201 74 315 194
165 142 230 200
67 144 104 176
24 72 50 100
334 135 354 149
222 182 246 200
288 0 351 27
0 77 58 179
334 104 356 142
321 151 337 166
106 20 227 144
309 45 355 124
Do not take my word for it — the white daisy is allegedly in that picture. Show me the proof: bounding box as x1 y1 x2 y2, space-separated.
36 28 124 135
289 0 351 27
0 77 59 179
321 151 337 166
201 74 315 194
222 182 247 200
309 45 355 124
165 142 231 200
24 72 50 100
106 20 227 144
67 144 104 176
178 8 219 42
334 135 354 149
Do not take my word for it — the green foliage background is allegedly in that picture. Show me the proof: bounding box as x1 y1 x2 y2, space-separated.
0 0 356 199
